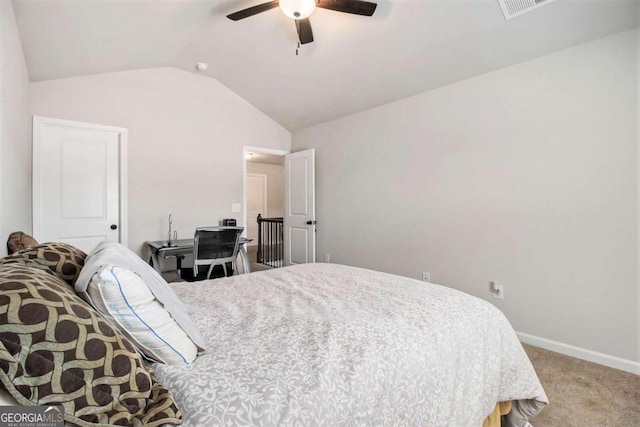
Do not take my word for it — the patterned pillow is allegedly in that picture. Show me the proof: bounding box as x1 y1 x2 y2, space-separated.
0 242 87 286
0 265 182 427
6 231 38 254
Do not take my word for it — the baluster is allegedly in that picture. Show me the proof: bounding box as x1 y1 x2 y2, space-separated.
257 214 262 263
255 217 284 268
269 221 272 266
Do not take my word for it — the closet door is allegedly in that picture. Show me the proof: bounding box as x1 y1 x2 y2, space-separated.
33 116 127 253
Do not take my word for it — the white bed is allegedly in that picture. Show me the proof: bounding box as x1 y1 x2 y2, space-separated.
152 263 547 426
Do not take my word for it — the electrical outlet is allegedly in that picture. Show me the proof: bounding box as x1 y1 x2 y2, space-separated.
324 253 330 263
490 281 504 300
422 272 430 282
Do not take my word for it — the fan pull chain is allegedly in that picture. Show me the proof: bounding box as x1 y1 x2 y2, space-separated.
296 41 300 56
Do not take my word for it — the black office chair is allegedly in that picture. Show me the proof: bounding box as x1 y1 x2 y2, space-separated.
186 226 244 281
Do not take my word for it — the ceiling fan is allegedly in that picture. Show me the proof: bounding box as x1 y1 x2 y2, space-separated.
227 0 377 45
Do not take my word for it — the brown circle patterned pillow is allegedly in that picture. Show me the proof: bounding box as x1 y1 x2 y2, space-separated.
0 242 87 286
6 231 38 254
0 265 182 427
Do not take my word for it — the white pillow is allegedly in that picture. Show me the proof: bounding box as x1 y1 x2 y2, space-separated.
88 265 198 364
75 241 205 352
0 386 18 406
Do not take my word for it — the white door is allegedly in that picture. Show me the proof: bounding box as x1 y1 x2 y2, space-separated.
246 173 268 245
284 149 315 265
33 116 127 253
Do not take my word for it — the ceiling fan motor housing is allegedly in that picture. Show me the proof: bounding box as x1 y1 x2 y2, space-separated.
279 0 317 19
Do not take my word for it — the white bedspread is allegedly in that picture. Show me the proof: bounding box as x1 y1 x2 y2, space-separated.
153 263 547 426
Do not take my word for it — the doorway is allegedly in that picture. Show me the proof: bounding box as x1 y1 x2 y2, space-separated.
243 147 287 270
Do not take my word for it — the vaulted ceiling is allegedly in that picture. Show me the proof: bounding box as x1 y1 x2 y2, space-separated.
12 0 639 131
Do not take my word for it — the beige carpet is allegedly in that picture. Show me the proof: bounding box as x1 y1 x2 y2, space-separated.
246 245 274 272
524 344 640 427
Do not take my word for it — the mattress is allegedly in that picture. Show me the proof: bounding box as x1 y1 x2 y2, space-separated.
153 263 547 426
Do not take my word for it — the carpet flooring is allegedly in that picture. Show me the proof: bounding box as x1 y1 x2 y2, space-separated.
524 344 640 427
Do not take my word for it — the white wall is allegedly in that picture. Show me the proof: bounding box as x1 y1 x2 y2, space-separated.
30 67 290 259
293 29 639 364
0 0 31 257
246 161 284 218
636 27 640 368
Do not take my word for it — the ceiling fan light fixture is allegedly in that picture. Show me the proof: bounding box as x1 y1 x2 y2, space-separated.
279 0 316 19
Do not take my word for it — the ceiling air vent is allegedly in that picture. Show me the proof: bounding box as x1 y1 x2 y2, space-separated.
497 0 558 20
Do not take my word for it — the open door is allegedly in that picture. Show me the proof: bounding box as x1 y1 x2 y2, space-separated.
284 149 315 265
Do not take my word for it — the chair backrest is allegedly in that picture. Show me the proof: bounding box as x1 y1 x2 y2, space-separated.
193 227 244 275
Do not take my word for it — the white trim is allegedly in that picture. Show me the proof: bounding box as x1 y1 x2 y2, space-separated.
118 129 128 247
244 146 290 157
242 146 289 240
517 331 640 375
32 116 128 247
32 117 42 238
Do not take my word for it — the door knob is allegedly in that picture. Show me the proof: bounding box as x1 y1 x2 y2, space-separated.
110 224 118 230
306 220 317 225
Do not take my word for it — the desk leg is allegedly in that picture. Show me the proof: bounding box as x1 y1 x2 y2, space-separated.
150 250 162 274
238 245 251 274
176 255 184 278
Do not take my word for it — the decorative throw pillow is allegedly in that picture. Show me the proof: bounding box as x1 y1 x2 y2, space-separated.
87 265 198 364
6 231 38 254
0 265 182 427
0 242 87 286
75 242 205 353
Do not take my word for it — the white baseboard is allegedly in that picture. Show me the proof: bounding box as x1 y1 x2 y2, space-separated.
517 332 640 375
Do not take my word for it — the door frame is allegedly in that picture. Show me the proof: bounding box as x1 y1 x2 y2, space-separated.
242 146 288 241
32 116 129 246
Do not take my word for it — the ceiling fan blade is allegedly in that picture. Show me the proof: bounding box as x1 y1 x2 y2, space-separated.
316 0 377 16
295 18 314 44
227 1 279 21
